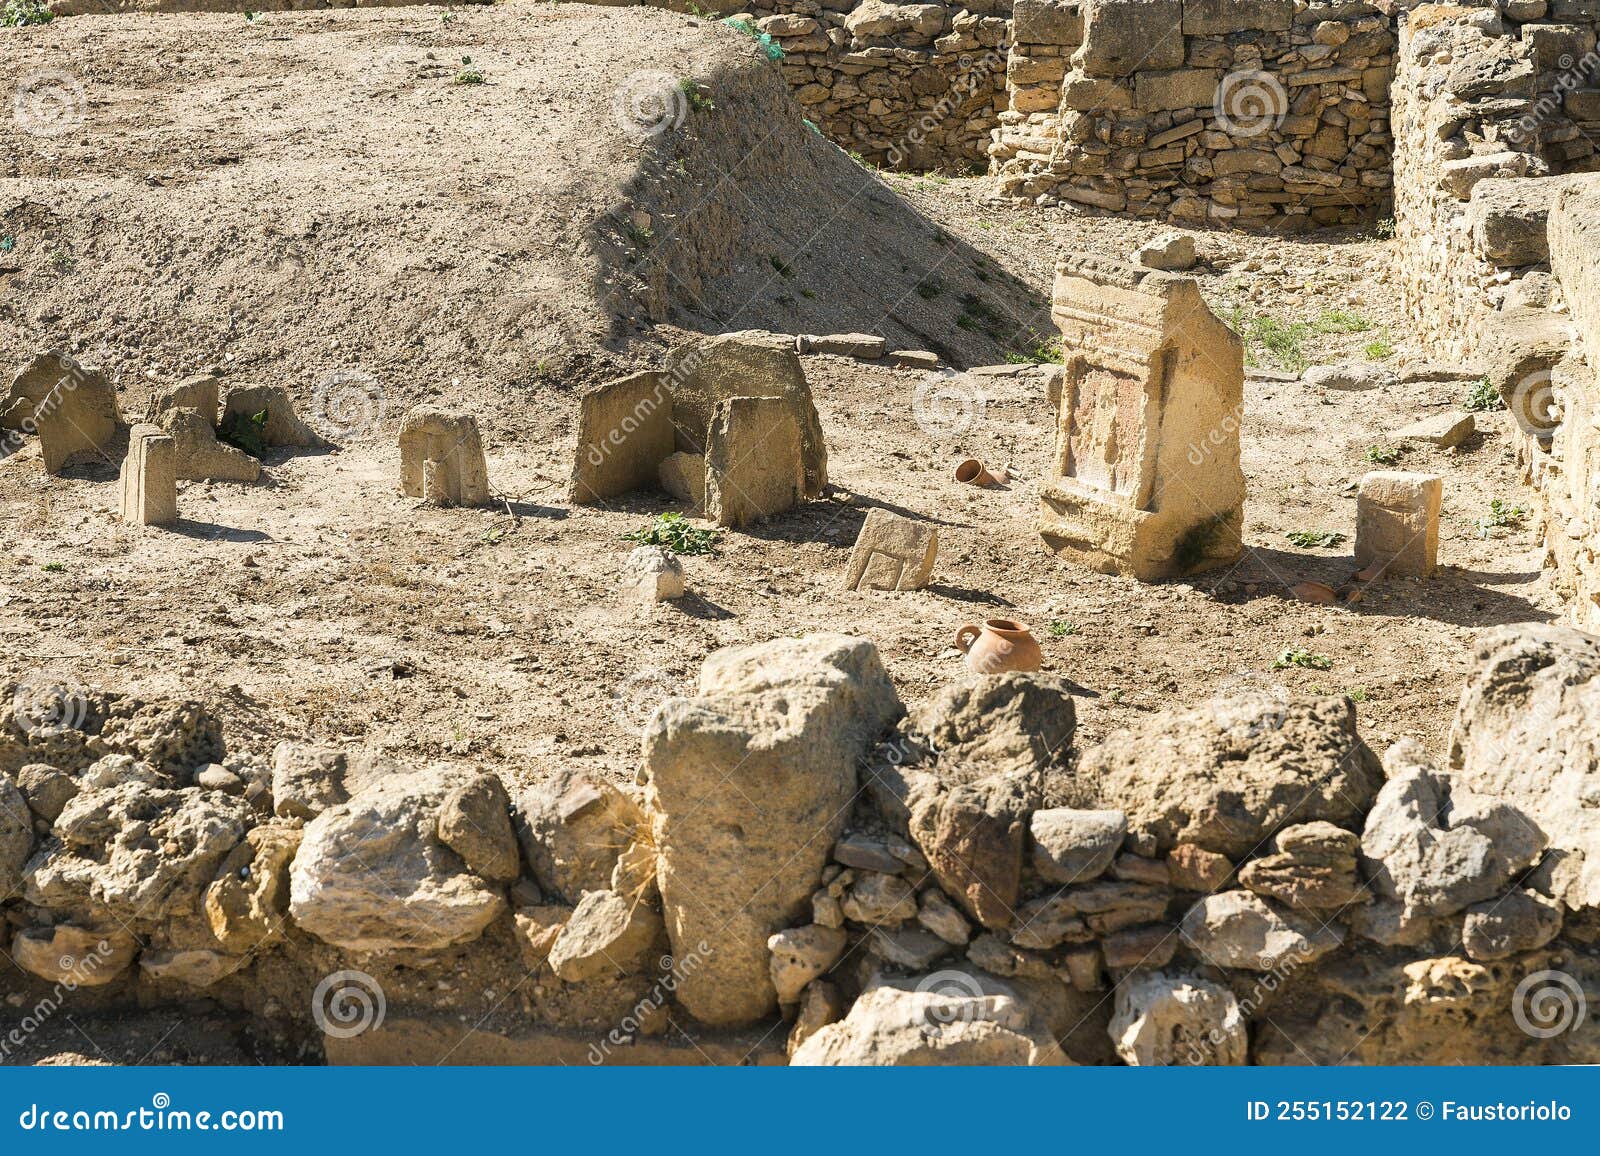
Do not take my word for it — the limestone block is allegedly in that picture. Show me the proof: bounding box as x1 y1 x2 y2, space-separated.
160 408 261 483
221 385 326 448
153 374 221 426
703 396 806 529
642 635 902 1026
1181 0 1293 34
1355 471 1441 578
1110 971 1245 1065
657 451 706 507
3 352 121 473
1134 68 1220 111
569 371 675 505
662 332 828 498
798 332 887 358
119 424 178 527
399 406 492 507
622 544 686 603
1076 0 1184 77
843 508 938 591
1013 0 1085 45
1468 176 1580 267
1040 253 1245 580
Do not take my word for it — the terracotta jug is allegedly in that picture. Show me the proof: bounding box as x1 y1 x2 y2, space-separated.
955 618 1042 674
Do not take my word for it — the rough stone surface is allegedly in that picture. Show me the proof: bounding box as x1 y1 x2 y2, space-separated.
399 406 492 506
204 824 301 953
622 545 686 603
118 425 178 527
703 395 806 529
12 924 138 986
1110 971 1246 1065
1461 889 1563 961
271 741 348 821
789 969 1064 1065
1167 844 1233 893
767 923 847 1003
2 774 32 901
1449 624 1600 910
569 371 675 505
1133 232 1197 271
221 385 326 448
547 889 663 982
1361 741 1546 923
516 768 644 905
3 352 121 473
288 766 511 953
1356 471 1442 578
1303 362 1397 392
160 407 261 483
643 634 901 1026
1030 808 1126 884
1179 890 1344 970
1238 821 1365 910
1072 695 1383 857
842 870 919 924
843 509 938 591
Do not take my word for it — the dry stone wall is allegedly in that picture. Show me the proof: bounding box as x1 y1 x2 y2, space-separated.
992 0 1395 227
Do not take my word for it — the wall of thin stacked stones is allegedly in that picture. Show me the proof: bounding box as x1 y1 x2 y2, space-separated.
991 0 1395 227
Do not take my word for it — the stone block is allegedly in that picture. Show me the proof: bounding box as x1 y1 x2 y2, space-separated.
160 407 261 483
1181 0 1293 34
1076 0 1184 78
663 332 828 498
221 385 326 449
1040 254 1245 580
569 371 675 505
153 374 221 426
843 508 938 591
3 352 121 474
119 424 178 527
657 450 706 508
1061 76 1136 110
1013 0 1085 45
703 396 807 529
1355 471 1441 578
1134 68 1219 111
399 406 492 507
1468 176 1579 266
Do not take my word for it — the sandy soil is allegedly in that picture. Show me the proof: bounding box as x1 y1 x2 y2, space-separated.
0 5 1561 861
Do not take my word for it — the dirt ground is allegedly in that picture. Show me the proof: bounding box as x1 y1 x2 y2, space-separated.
0 9 1561 808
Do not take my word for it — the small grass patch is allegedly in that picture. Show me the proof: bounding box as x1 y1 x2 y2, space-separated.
3 0 54 24
678 78 714 113
1364 334 1396 360
1285 529 1346 549
1366 444 1403 466
220 408 270 458
1004 334 1063 364
1475 497 1527 537
1274 647 1333 671
623 512 721 556
1225 306 1310 373
1311 309 1372 335
914 277 944 300
1464 376 1504 413
1047 620 1081 638
40 560 65 574
454 56 485 85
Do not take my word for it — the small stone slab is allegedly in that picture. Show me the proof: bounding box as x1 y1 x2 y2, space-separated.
798 332 886 359
843 509 938 592
1390 411 1475 449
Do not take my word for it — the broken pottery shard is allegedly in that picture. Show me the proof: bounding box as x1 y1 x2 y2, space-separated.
703 395 806 529
1355 470 1441 577
569 371 675 505
1040 254 1244 581
843 508 938 591
399 405 492 506
119 424 178 527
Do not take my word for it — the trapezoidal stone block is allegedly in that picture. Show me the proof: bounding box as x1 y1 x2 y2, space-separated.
1040 254 1245 581
3 352 121 474
119 424 178 527
703 396 806 529
399 406 492 507
1356 471 1441 577
568 371 675 506
662 332 828 499
843 508 938 591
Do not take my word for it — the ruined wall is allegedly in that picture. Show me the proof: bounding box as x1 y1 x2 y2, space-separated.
741 0 1014 170
992 0 1394 227
1391 5 1599 362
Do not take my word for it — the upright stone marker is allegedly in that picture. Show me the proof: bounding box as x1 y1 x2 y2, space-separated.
843 509 938 591
1040 254 1245 580
704 396 805 529
569 372 675 506
119 424 178 527
3 352 121 474
1356 471 1442 577
399 406 492 507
